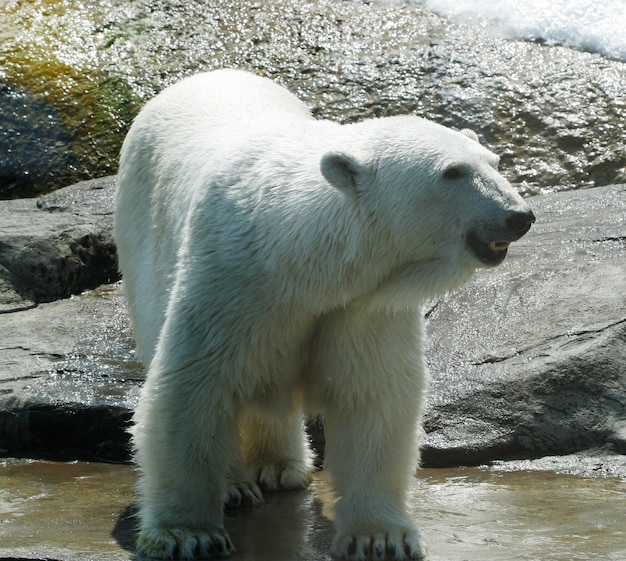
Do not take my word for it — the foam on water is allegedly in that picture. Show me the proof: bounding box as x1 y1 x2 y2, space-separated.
408 0 626 61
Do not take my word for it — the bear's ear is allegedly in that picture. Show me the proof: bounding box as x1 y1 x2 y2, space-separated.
460 128 480 144
320 152 370 197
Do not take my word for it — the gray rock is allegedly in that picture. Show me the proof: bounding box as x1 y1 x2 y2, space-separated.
423 184 626 466
0 176 119 312
0 179 624 476
0 282 139 462
0 177 132 461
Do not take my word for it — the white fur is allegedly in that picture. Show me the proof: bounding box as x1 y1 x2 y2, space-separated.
114 69 532 560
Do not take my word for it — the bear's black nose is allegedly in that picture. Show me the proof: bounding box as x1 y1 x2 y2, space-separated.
506 209 536 238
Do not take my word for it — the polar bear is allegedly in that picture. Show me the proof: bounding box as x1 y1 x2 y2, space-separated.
114 69 535 560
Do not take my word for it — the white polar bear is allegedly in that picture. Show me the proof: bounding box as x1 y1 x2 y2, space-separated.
114 69 534 560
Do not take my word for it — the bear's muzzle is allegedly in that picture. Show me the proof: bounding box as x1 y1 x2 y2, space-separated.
467 208 536 266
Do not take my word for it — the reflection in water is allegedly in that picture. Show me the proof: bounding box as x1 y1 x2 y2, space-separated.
1 460 624 560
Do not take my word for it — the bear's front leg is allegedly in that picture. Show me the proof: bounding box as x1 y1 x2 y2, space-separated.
308 308 428 561
324 409 426 561
132 366 239 560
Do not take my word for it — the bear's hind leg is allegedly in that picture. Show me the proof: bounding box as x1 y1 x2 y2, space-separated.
224 448 265 509
240 411 314 491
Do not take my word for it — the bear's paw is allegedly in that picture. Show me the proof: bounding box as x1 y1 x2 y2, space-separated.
224 479 264 509
136 526 235 560
331 527 426 561
255 460 313 492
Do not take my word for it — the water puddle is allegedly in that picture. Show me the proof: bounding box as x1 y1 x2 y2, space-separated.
0 459 136 559
1 459 624 560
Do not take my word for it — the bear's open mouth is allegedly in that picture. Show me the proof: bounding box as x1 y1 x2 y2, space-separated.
467 232 511 266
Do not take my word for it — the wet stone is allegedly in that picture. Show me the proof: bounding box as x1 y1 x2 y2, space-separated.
2 0 626 196
0 282 139 463
422 184 626 467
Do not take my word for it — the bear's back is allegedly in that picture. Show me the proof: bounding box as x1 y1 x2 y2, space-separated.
142 69 313 130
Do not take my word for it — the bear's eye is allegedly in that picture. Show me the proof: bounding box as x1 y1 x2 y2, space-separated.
443 166 464 180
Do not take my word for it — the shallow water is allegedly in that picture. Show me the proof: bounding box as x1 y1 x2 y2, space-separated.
1 459 624 560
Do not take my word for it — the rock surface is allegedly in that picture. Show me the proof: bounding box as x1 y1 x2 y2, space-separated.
0 177 133 462
1 178 625 476
0 176 118 312
423 184 626 466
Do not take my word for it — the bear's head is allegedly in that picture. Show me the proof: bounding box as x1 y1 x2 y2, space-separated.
320 116 535 279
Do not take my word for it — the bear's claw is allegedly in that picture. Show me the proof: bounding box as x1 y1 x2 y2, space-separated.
224 480 264 509
136 527 235 560
331 528 426 561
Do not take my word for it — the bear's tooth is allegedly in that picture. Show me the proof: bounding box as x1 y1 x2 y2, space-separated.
488 241 511 251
